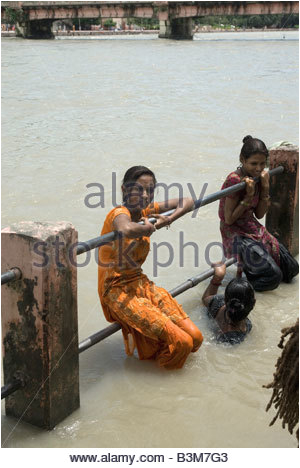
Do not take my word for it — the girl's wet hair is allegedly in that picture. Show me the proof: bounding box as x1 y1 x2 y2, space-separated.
240 135 269 161
224 278 255 323
122 166 156 203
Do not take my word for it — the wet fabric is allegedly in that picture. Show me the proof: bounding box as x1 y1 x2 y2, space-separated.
218 170 299 291
207 295 252 345
98 203 196 369
219 171 280 264
279 242 299 283
217 328 252 345
235 236 283 291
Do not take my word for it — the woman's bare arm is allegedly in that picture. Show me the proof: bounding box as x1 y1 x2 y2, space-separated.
153 197 195 229
224 196 252 225
113 214 156 238
202 264 226 307
224 177 255 225
254 170 270 219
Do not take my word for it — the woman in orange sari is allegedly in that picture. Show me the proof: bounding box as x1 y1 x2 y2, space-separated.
98 166 203 370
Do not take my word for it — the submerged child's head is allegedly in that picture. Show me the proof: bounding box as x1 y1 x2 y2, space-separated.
224 278 256 323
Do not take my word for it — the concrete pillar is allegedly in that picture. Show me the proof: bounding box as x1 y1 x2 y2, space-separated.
1 221 79 429
266 145 299 256
159 17 194 40
158 19 171 38
170 17 194 40
15 21 28 38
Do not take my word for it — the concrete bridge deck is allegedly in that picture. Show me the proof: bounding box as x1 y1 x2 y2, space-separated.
1 1 299 39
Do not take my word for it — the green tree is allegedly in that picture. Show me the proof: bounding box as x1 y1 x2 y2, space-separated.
194 13 299 30
72 18 101 29
103 19 116 29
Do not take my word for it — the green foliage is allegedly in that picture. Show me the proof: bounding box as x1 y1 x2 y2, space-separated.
127 17 159 30
4 7 26 24
103 19 116 28
194 13 299 29
72 18 101 28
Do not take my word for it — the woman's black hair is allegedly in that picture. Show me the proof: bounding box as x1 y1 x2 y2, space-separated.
122 166 157 202
224 278 255 323
240 135 269 161
122 166 157 186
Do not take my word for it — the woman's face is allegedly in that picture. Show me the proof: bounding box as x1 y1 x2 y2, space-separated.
123 174 155 211
241 153 267 178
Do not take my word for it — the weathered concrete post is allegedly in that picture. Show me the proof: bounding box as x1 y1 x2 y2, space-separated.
158 4 170 39
158 19 171 38
1 221 79 429
266 144 299 256
159 17 194 40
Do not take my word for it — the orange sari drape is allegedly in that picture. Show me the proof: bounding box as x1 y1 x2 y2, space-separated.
98 203 194 369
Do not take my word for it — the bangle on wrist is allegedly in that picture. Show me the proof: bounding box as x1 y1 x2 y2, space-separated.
240 199 251 207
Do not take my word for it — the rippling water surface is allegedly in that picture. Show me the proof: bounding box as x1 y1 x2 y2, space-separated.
1 30 299 448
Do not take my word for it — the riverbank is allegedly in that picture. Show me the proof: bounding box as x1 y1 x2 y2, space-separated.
2 27 297 38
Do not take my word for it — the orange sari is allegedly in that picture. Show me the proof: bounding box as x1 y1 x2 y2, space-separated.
98 202 195 369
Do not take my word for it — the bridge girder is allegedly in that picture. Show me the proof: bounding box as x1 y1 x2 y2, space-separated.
1 1 299 21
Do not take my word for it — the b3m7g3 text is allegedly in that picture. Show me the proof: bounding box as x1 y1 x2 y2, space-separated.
177 453 228 463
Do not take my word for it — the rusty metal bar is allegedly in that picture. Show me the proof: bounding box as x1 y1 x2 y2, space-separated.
76 231 118 256
1 267 22 285
1 379 23 400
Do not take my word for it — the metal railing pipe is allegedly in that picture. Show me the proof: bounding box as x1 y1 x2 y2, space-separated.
78 257 237 353
148 165 284 218
76 166 284 256
1 379 23 400
1 267 22 285
76 231 118 256
169 257 237 297
194 165 284 209
79 322 122 354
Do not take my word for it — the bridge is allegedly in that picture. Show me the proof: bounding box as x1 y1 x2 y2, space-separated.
1 1 299 39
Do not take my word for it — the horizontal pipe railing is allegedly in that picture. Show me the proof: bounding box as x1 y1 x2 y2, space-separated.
78 257 237 353
169 257 236 297
76 231 118 256
76 166 284 256
1 379 23 400
78 322 122 354
1 267 22 285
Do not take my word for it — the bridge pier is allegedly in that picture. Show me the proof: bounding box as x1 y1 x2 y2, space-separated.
159 17 194 40
17 19 54 39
